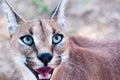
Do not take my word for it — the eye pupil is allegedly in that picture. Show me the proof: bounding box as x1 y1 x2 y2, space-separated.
26 37 30 41
55 36 58 40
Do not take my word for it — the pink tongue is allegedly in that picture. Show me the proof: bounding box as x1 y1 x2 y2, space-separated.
35 67 52 76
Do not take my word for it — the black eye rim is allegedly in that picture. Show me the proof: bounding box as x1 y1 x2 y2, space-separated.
52 34 63 45
20 35 34 46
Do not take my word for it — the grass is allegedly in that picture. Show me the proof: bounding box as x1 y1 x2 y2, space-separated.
32 0 50 14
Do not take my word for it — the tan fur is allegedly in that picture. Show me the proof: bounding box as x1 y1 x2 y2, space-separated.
2 0 120 80
52 36 120 80
9 19 120 80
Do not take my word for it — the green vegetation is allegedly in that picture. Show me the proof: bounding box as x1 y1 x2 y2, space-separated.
32 0 43 4
32 0 50 14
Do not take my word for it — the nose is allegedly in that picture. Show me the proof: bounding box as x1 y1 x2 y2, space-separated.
37 53 53 66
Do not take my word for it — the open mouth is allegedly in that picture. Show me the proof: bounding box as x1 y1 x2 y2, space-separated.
25 64 54 80
35 67 54 80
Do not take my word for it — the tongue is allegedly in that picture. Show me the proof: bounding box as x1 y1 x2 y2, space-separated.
35 67 52 79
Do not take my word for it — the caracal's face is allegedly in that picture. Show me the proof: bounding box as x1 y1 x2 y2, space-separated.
10 19 69 80
3 0 68 79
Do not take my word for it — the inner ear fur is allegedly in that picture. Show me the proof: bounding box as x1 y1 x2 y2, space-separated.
2 0 25 37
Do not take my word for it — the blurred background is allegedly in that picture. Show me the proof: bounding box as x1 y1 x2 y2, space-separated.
0 0 120 39
0 0 120 79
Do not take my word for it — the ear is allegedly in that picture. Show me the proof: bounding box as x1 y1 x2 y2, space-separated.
49 0 68 28
2 0 25 37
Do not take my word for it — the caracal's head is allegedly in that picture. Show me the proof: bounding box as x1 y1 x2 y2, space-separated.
3 0 69 80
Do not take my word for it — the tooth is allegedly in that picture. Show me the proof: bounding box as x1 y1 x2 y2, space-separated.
38 74 52 79
49 74 51 78
38 74 42 79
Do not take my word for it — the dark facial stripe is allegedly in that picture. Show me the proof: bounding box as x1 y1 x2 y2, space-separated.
52 28 56 34
39 19 47 42
29 27 33 35
39 20 45 35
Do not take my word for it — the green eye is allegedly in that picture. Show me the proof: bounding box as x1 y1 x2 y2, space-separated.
52 34 63 44
20 35 34 46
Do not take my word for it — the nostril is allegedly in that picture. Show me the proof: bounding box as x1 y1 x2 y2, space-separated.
37 53 53 65
48 56 52 61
